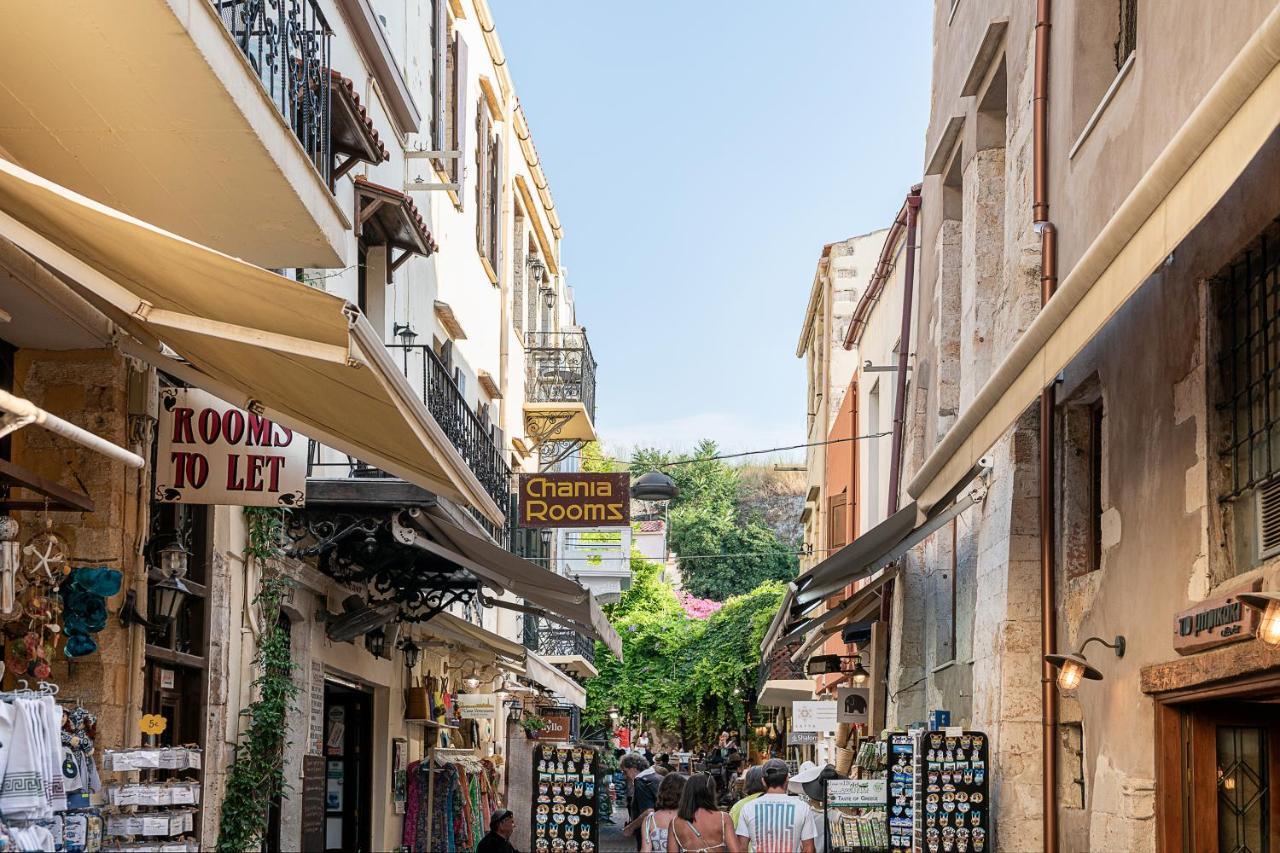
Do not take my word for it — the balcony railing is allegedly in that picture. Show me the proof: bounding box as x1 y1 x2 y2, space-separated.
387 344 512 512
525 331 597 423
524 615 595 665
210 0 332 180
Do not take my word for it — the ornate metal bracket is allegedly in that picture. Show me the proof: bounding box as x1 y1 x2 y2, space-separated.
523 410 577 449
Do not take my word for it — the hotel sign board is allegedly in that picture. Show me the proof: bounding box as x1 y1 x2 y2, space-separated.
518 473 630 528
155 388 307 506
1173 580 1261 655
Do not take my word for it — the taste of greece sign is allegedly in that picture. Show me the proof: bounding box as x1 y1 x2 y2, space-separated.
155 388 307 506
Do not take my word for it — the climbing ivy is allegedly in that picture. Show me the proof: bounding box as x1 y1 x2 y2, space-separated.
216 508 298 853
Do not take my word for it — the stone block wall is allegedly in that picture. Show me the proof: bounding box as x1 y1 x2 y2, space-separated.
10 348 144 750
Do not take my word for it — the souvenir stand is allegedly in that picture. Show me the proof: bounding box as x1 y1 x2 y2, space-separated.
823 734 889 852
919 731 989 853
400 675 504 853
531 742 600 853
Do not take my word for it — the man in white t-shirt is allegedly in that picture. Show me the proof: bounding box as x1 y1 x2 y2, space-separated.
735 758 818 853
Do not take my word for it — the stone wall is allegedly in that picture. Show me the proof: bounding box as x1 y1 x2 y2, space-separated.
10 348 144 750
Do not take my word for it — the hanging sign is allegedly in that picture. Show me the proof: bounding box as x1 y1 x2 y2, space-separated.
532 711 573 742
457 694 495 719
1173 580 1261 655
787 730 819 745
837 687 870 724
155 388 307 506
792 700 838 733
518 473 630 528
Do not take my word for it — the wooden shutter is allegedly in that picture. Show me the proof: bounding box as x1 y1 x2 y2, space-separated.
432 0 448 158
452 33 469 203
828 492 848 550
476 102 490 253
490 133 503 273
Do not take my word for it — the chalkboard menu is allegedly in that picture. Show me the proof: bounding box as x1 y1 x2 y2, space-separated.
300 754 326 853
920 731 989 853
531 744 600 853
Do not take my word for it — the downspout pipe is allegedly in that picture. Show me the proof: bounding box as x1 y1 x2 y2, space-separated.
880 188 921 686
887 190 922 515
1034 0 1060 851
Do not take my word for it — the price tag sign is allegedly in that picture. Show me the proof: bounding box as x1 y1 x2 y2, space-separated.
139 714 168 736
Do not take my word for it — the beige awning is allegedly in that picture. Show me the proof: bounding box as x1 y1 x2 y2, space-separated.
0 156 503 526
404 506 624 659
526 651 588 709
757 679 814 708
427 611 526 663
909 7 1280 513
787 567 897 663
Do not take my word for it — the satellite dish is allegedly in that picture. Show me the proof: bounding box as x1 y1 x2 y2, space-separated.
325 594 397 643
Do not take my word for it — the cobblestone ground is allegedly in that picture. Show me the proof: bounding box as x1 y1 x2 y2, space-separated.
597 797 634 852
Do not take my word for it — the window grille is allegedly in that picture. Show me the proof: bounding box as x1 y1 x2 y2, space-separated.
1216 227 1280 500
1115 0 1137 69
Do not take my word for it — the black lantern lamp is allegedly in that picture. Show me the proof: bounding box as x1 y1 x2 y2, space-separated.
150 571 192 625
1045 635 1126 691
365 627 388 659
123 535 192 627
398 637 422 670
392 323 418 346
631 470 679 503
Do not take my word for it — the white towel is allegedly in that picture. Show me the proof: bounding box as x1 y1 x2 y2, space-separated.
0 700 47 820
40 698 64 813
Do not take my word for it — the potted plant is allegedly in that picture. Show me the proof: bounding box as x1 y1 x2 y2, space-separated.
521 714 548 738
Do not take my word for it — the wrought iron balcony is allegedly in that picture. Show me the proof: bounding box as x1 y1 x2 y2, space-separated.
524 615 596 667
386 344 512 513
525 331 597 423
210 0 332 180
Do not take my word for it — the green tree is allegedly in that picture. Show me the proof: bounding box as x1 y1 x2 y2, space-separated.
628 440 799 600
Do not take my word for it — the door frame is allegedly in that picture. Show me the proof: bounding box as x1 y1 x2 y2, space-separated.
1154 672 1280 851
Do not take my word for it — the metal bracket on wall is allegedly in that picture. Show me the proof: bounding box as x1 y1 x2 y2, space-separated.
405 149 461 192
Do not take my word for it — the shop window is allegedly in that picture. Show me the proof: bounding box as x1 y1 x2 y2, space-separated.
1058 383 1105 578
1211 226 1280 576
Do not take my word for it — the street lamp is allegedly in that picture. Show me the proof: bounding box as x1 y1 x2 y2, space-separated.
631 470 679 503
392 323 418 346
398 637 422 670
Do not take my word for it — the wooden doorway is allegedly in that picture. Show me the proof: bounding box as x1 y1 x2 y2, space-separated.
1156 676 1280 851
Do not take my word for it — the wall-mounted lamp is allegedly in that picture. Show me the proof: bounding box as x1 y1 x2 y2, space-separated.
365 627 388 659
392 323 418 346
1044 635 1126 690
608 707 620 725
540 284 556 310
1238 591 1280 647
398 637 422 670
527 255 546 282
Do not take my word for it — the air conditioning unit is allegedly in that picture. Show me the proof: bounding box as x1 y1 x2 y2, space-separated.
1255 477 1280 560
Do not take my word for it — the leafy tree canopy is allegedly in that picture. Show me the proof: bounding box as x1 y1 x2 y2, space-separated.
627 440 799 600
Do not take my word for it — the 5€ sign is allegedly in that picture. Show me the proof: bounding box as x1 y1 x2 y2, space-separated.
139 714 167 736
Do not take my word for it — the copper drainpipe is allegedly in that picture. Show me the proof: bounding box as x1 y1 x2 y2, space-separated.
1034 0 1060 850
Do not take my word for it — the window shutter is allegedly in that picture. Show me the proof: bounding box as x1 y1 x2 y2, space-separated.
476 103 489 253
828 493 848 550
432 0 448 156
1256 477 1280 559
490 134 503 274
452 33 469 204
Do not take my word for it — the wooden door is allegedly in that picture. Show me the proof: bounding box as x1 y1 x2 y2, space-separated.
1185 702 1280 852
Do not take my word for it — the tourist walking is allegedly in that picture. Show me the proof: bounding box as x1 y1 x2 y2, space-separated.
641 772 686 852
734 759 818 853
621 753 663 850
667 773 740 852
728 766 765 826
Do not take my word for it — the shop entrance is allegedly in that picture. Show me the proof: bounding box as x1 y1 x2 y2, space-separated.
1157 682 1280 851
323 680 373 853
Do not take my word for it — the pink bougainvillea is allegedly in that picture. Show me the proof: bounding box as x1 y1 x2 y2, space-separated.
678 592 723 619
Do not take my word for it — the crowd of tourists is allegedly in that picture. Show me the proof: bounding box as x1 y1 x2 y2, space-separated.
615 749 837 853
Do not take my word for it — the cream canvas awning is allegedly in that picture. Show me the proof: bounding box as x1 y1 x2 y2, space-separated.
757 680 814 709
404 506 624 659
428 610 526 663
0 156 504 525
526 651 588 709
909 7 1280 514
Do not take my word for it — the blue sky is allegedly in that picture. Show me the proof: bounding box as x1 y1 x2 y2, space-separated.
491 2 933 459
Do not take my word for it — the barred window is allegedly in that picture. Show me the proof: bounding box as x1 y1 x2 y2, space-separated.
1216 228 1280 500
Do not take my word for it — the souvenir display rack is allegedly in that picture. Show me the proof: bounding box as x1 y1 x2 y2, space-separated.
531 743 600 853
886 732 918 853
101 747 202 852
920 731 989 853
